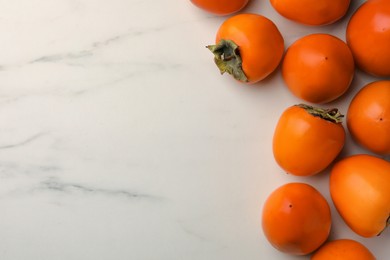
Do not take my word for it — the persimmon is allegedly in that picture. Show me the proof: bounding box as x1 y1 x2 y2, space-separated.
282 33 354 104
262 183 331 255
270 0 350 26
346 0 390 76
190 0 249 16
273 104 345 176
347 80 390 155
207 13 284 84
330 154 390 237
311 239 375 260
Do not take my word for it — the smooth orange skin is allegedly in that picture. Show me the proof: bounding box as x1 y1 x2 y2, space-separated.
347 81 390 155
270 0 350 26
282 34 354 104
311 239 375 260
347 0 390 76
190 0 249 16
273 105 345 176
330 154 390 237
216 13 284 83
262 183 331 255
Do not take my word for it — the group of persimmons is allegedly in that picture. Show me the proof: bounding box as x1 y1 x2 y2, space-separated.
190 0 390 259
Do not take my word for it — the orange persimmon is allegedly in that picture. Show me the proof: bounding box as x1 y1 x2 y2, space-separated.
347 80 390 155
273 104 345 176
270 0 350 26
347 0 390 76
330 154 390 237
207 13 284 83
262 183 331 255
282 34 354 104
311 239 375 260
190 0 249 16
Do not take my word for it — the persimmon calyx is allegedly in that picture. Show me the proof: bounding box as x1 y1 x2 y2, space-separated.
206 39 248 82
297 104 344 124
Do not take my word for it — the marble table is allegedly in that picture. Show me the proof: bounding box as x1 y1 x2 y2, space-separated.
0 0 388 259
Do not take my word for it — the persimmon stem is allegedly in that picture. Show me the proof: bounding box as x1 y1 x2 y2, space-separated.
206 39 248 82
297 104 344 124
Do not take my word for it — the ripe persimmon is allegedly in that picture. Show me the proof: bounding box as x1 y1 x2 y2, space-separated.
270 0 350 26
330 154 390 237
207 13 284 83
346 0 390 76
190 0 249 16
347 80 390 155
282 34 354 104
262 183 331 255
311 239 375 260
273 104 345 176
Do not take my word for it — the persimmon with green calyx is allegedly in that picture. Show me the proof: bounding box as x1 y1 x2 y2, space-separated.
207 13 284 84
273 104 345 176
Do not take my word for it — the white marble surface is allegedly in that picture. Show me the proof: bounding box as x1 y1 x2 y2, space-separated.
0 0 388 259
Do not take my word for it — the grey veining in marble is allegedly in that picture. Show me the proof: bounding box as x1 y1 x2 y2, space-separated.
0 0 388 259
